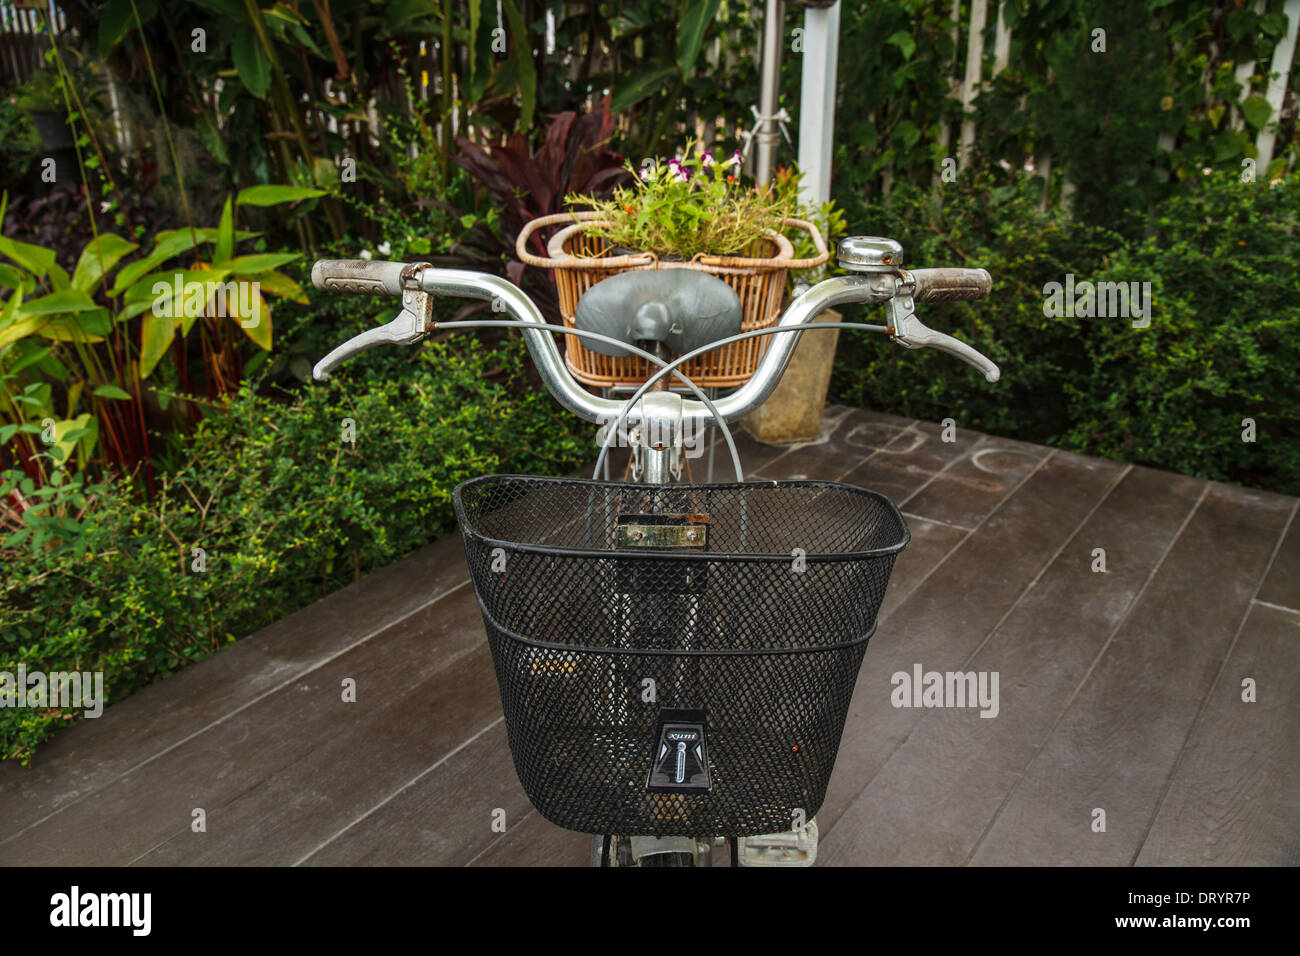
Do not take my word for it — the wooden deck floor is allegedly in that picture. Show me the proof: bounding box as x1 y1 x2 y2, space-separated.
2 406 1297 867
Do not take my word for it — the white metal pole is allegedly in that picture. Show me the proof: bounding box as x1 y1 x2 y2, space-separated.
1256 0 1300 171
796 1 840 207
756 0 786 185
959 0 988 167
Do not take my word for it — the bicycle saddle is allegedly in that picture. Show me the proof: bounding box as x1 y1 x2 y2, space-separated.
574 269 743 358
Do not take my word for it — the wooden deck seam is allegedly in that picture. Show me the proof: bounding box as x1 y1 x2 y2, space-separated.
902 512 975 533
804 418 912 483
112 632 496 867
1251 598 1300 615
293 714 506 866
1128 497 1300 865
816 447 1061 845
123 759 302 867
961 480 1212 865
464 807 539 867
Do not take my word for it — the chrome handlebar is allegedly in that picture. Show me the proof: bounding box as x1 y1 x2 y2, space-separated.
310 238 1000 426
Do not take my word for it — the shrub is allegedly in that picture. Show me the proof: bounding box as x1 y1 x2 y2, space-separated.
830 168 1299 494
0 335 590 762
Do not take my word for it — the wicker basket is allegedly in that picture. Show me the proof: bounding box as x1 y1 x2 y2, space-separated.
516 211 828 389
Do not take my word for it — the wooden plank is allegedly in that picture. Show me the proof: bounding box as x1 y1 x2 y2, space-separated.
877 517 969 623
468 811 591 867
7 398 1292 869
694 424 791 480
1136 602 1300 865
0 533 473 840
968 481 1294 866
819 465 1201 865
817 450 1124 834
1256 506 1300 610
840 419 987 509
903 432 1053 528
0 583 488 865
745 406 881 480
300 717 526 866
132 641 504 866
836 409 915 454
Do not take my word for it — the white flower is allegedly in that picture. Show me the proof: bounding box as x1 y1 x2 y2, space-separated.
359 249 373 260
99 200 112 213
377 241 391 256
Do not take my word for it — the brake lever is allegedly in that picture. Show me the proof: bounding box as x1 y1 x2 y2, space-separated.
885 276 1001 383
312 281 435 381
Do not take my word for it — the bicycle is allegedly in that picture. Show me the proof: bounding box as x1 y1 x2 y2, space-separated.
309 234 1000 866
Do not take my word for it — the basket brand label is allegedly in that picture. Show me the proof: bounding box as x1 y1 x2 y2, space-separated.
647 710 711 792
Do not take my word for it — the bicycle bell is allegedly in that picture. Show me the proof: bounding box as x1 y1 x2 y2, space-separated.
837 236 904 273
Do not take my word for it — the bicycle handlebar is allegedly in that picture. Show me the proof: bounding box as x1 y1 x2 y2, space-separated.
311 259 410 296
309 239 1001 423
910 267 993 302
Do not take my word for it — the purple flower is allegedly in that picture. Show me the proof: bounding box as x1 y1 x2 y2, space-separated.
701 151 715 167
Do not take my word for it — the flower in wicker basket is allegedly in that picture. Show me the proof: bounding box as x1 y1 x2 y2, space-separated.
566 145 796 260
517 144 833 389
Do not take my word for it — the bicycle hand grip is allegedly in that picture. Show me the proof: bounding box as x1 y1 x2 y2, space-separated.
311 259 407 296
909 268 993 302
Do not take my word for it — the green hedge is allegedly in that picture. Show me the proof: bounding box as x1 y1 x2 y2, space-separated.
0 336 590 762
830 169 1300 494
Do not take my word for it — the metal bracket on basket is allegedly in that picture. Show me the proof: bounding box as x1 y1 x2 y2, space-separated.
615 514 710 550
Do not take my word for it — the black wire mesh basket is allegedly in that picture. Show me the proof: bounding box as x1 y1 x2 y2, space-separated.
452 476 909 837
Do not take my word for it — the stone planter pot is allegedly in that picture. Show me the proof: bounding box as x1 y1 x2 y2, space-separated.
743 307 842 444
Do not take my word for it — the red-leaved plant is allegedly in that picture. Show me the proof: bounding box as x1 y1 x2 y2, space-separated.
447 96 632 321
